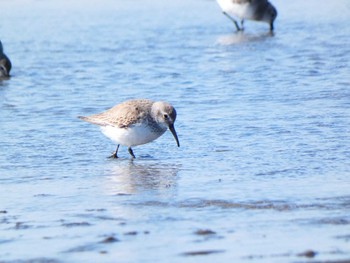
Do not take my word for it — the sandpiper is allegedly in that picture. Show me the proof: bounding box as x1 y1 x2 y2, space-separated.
0 41 12 78
78 99 180 159
216 0 277 31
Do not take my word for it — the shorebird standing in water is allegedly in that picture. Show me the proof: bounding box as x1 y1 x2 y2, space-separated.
78 99 180 159
216 0 277 31
0 41 12 78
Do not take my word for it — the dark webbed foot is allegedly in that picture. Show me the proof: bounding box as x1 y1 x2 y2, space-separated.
128 147 136 159
108 145 120 159
108 152 118 159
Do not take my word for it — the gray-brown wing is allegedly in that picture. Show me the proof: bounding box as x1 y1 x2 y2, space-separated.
78 99 153 128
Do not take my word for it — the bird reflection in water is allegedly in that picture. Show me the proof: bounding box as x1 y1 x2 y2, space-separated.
217 31 274 45
104 160 180 195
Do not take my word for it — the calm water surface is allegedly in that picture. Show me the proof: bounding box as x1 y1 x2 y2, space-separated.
1 0 350 262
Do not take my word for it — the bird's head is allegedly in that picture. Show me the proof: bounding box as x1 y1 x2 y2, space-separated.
153 101 180 147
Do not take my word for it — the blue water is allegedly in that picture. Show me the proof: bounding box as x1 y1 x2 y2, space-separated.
1 0 350 262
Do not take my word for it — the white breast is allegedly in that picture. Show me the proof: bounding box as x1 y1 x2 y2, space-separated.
216 0 252 19
100 123 166 147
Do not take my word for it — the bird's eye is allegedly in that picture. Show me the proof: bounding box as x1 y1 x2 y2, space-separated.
163 114 169 119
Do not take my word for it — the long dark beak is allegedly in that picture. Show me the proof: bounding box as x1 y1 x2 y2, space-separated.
168 124 180 147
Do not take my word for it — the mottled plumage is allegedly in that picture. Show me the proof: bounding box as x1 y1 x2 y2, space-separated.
78 99 179 159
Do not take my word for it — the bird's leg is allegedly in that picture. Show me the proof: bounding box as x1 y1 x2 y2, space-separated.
269 22 274 32
240 19 245 31
222 12 241 31
109 144 120 158
128 147 136 159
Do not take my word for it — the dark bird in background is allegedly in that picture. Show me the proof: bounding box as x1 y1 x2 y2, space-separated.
217 0 277 31
0 41 12 78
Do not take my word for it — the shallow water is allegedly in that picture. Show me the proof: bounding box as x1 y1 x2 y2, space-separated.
1 0 350 262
